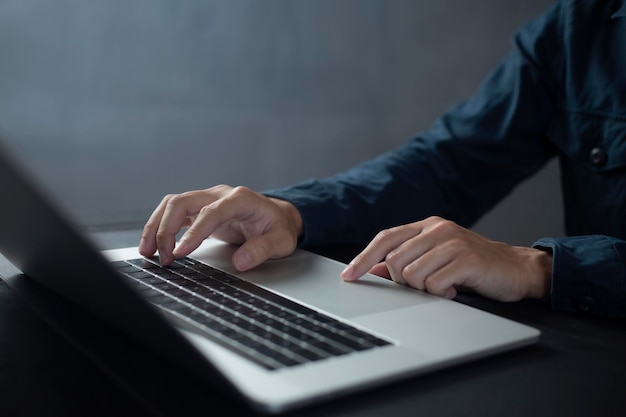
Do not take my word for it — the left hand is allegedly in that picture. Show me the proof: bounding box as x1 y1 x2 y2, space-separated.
340 216 552 302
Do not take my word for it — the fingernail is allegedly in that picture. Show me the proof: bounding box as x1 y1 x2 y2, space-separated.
341 263 355 280
158 253 170 265
173 239 188 256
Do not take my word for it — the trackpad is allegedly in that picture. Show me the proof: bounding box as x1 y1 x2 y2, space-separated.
227 254 439 318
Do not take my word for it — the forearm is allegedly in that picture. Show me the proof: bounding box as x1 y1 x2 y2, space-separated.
264 148 452 247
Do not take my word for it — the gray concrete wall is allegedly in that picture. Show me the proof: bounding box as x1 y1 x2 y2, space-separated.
0 0 561 246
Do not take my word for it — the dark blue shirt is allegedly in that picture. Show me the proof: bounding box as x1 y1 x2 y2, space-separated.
265 0 626 318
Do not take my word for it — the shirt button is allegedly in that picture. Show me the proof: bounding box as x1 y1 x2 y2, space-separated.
589 147 607 166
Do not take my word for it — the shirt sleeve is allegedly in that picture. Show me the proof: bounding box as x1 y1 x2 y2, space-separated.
533 236 626 318
264 2 563 248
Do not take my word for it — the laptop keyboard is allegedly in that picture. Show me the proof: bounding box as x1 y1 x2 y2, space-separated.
111 257 391 370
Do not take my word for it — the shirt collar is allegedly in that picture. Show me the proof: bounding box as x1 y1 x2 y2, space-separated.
611 0 626 18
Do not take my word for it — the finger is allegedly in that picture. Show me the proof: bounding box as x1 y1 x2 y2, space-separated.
443 287 458 300
139 195 173 258
157 190 222 264
173 187 261 256
379 239 414 285
232 229 296 271
341 224 422 281
409 242 479 299
422 259 467 299
367 262 392 280
397 241 454 291
383 233 438 286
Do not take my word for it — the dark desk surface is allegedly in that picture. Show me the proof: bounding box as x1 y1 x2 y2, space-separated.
1 230 625 417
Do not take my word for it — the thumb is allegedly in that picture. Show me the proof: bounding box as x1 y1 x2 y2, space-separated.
232 232 295 271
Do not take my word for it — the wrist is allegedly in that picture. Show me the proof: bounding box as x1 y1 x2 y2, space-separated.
271 198 304 239
526 247 553 299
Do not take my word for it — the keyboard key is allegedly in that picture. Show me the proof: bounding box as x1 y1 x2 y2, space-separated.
113 257 391 370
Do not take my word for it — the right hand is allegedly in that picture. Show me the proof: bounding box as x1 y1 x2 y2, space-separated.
138 185 303 270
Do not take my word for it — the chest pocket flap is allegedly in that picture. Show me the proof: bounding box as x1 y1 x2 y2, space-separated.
547 111 626 172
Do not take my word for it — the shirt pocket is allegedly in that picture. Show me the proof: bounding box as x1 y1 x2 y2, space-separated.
546 110 626 238
547 110 626 173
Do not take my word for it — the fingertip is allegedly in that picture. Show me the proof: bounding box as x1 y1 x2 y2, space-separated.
233 250 253 271
340 269 351 281
172 239 190 258
341 263 358 281
138 238 155 257
158 252 173 266
443 287 457 300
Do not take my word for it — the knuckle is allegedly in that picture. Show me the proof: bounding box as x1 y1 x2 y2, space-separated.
374 228 395 243
424 215 444 224
401 262 417 278
155 229 169 242
199 202 220 224
224 185 259 205
161 193 176 203
209 184 229 192
231 185 253 196
165 193 185 207
142 220 158 236
431 218 458 234
385 249 400 265
197 204 216 217
384 258 402 279
402 264 423 288
180 189 202 199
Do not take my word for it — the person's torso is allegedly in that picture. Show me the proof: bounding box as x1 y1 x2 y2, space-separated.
547 0 626 238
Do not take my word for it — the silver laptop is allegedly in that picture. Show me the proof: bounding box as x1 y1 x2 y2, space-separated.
0 140 539 413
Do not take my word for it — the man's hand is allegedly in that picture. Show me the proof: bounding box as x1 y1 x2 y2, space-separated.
138 185 303 269
341 216 552 301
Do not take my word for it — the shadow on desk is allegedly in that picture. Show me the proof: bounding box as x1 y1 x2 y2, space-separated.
1 251 625 417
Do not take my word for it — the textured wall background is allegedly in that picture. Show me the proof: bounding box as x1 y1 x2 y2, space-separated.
0 0 561 245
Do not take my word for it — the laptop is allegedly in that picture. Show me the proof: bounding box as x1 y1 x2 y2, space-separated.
0 139 540 413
